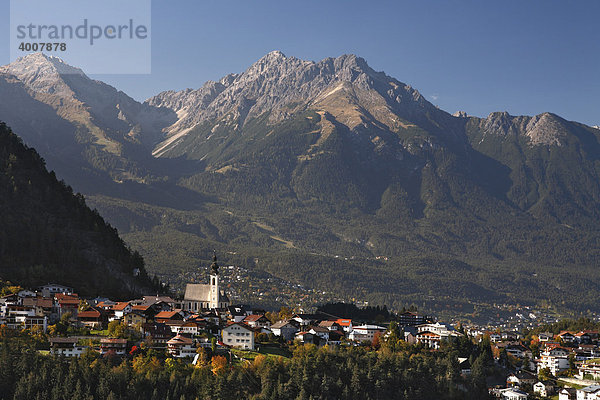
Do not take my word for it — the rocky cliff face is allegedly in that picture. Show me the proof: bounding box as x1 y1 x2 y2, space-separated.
146 51 457 157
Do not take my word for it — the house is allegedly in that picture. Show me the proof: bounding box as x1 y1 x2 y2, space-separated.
502 344 530 359
397 311 429 327
271 320 298 341
143 296 179 310
558 387 576 400
77 307 104 329
292 314 323 327
458 357 471 375
112 302 132 319
533 381 555 397
327 330 345 345
227 305 251 323
221 323 255 350
349 325 386 342
49 337 87 357
123 311 147 326
538 347 570 375
55 293 79 318
308 326 330 341
22 297 53 318
403 326 418 344
38 284 74 297
557 331 576 344
154 310 184 324
175 321 203 336
100 338 127 355
538 332 554 342
142 323 173 347
4 305 36 329
500 388 528 400
415 331 443 349
575 332 592 344
578 360 600 380
167 335 197 358
243 314 271 329
577 385 600 400
295 331 320 345
335 319 353 333
183 254 230 312
506 370 538 387
415 322 460 348
318 320 341 331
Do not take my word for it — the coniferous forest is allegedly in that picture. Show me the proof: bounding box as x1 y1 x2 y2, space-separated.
0 333 494 400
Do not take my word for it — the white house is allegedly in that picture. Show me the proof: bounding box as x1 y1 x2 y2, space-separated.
500 388 528 400
558 387 576 400
49 337 87 357
533 381 554 397
349 325 386 342
112 302 132 320
167 335 197 358
577 385 600 400
538 347 570 375
578 361 600 380
221 323 255 350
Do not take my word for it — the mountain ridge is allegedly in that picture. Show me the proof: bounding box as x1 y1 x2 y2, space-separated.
1 52 599 318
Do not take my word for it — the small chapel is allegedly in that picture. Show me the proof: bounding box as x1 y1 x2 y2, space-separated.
183 252 230 311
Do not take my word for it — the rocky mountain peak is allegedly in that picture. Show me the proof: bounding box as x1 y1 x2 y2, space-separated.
481 111 567 146
0 53 85 93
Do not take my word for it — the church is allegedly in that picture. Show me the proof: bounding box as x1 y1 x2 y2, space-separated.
183 253 230 311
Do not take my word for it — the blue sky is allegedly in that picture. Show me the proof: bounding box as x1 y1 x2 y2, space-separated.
0 0 598 125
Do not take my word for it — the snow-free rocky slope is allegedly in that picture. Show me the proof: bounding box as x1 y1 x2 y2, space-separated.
2 52 600 316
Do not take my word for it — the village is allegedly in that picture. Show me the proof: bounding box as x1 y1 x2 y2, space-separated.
2 255 600 400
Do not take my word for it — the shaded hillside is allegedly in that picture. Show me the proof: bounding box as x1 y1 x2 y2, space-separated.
0 122 155 298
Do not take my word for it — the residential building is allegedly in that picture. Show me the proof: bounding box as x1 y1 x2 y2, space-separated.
243 314 271 329
349 325 386 342
533 381 555 397
506 370 537 387
578 361 600 380
538 347 570 375
559 387 577 400
167 335 197 358
100 338 127 355
39 284 73 298
221 323 255 350
398 311 429 327
500 388 528 400
271 320 298 341
577 385 600 400
49 337 87 357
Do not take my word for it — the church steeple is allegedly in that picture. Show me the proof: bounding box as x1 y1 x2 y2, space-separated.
209 250 219 309
210 250 219 275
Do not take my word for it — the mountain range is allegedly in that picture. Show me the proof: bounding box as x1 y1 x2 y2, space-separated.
1 52 599 319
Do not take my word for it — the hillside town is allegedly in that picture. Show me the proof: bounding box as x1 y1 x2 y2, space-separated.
2 255 600 400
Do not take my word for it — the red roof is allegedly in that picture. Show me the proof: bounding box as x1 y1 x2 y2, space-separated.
335 319 352 327
244 314 266 322
78 309 101 318
113 302 131 311
155 311 181 320
557 331 575 337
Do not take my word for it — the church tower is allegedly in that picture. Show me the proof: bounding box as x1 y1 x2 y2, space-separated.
209 251 219 309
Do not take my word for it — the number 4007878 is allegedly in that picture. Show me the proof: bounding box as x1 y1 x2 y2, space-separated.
18 42 67 51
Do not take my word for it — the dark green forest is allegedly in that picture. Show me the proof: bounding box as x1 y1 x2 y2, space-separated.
0 122 157 298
